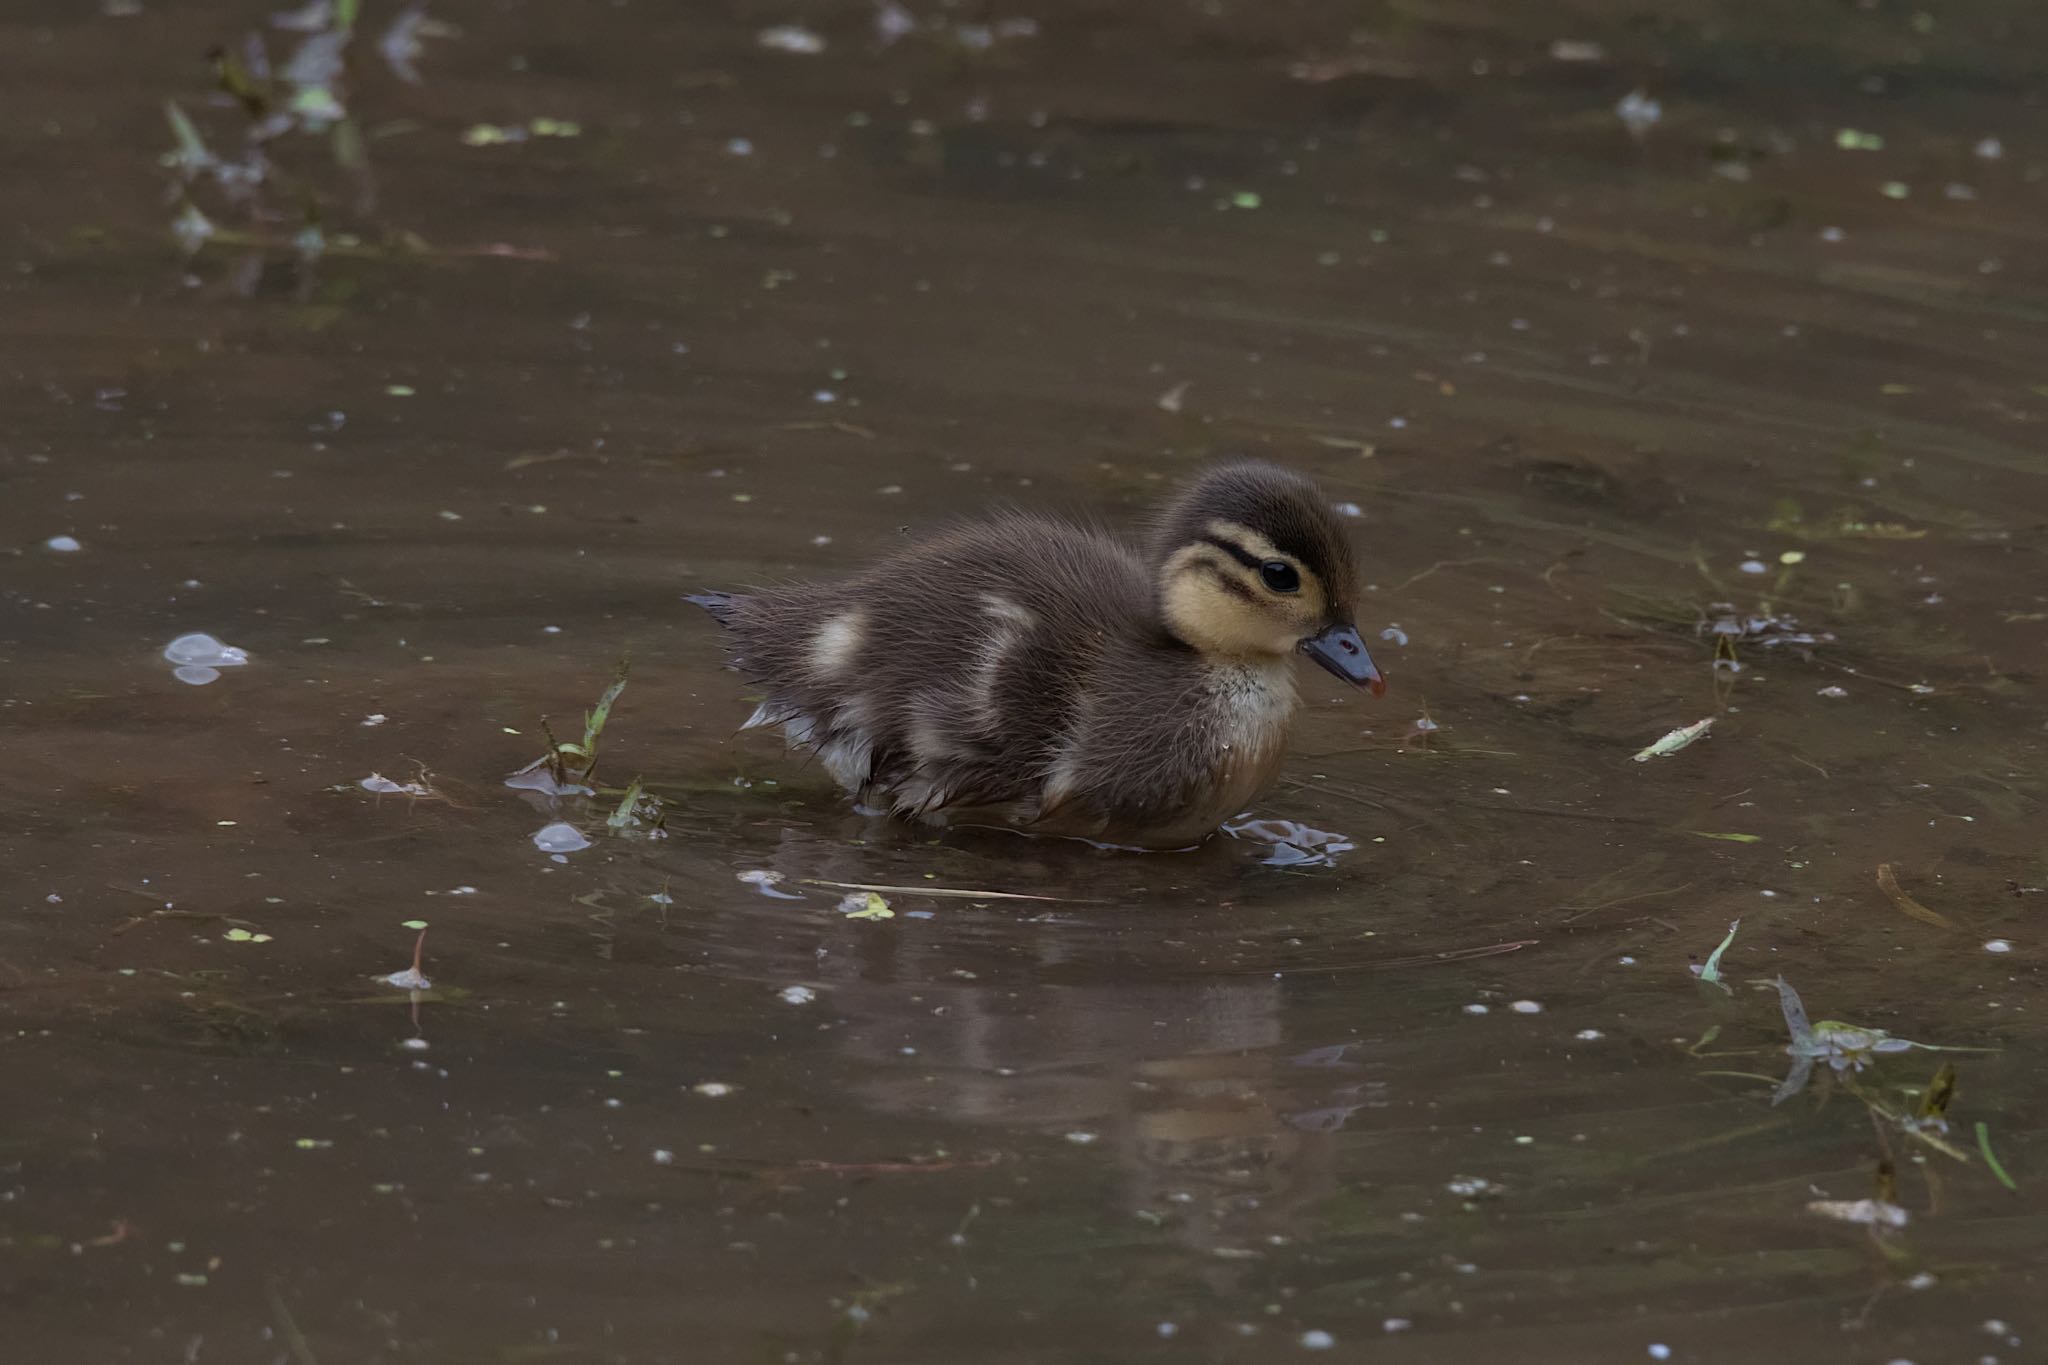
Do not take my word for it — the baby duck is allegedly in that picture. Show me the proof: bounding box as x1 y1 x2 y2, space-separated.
689 461 1384 849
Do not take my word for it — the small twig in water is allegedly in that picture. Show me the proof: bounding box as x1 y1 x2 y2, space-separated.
1876 863 1959 931
798 879 1076 904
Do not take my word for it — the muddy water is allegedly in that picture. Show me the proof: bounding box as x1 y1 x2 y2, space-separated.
5 1 2046 1361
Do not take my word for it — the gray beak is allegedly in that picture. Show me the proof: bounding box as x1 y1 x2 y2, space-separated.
1300 623 1386 696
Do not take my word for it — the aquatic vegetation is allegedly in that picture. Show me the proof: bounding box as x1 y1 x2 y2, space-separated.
158 1 453 290
1763 978 2003 1178
381 928 431 990
1690 919 1739 992
509 658 628 792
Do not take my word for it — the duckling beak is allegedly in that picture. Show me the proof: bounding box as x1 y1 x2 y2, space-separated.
1301 624 1386 696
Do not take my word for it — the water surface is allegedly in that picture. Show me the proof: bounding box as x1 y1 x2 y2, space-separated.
4 2 2045 1361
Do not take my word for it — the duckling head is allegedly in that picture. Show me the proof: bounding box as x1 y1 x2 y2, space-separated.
1151 462 1386 695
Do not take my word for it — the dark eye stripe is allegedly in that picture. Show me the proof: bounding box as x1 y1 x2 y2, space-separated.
1199 534 1264 571
1203 562 1258 601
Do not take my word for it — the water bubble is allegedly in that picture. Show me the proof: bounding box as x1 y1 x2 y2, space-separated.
532 822 591 854
163 633 249 675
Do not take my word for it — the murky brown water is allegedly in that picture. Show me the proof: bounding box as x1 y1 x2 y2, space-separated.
6 1 2047 1360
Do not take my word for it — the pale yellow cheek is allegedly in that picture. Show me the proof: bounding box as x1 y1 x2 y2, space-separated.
1167 576 1306 658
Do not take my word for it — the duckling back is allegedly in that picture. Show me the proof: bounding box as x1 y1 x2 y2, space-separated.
702 516 1143 827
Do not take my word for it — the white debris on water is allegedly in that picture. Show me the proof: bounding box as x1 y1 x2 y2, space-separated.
757 24 825 54
1549 39 1607 62
875 2 915 44
45 535 82 552
1615 88 1662 140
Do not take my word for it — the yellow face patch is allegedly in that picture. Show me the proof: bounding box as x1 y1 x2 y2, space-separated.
1159 538 1326 659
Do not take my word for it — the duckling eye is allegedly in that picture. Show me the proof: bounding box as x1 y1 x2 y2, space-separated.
1259 561 1301 594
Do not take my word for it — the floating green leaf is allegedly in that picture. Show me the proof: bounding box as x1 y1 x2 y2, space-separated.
1633 717 1714 762
163 100 212 174
840 891 894 921
608 777 645 830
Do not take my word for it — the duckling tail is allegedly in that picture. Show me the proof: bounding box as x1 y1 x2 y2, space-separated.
684 591 744 626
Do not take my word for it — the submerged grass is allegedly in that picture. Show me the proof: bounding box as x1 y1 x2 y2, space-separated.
1976 1123 2019 1191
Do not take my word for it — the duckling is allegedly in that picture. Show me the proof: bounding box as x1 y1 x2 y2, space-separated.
688 461 1385 849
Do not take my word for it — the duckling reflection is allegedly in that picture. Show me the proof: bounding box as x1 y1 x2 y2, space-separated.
808 937 1375 1261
